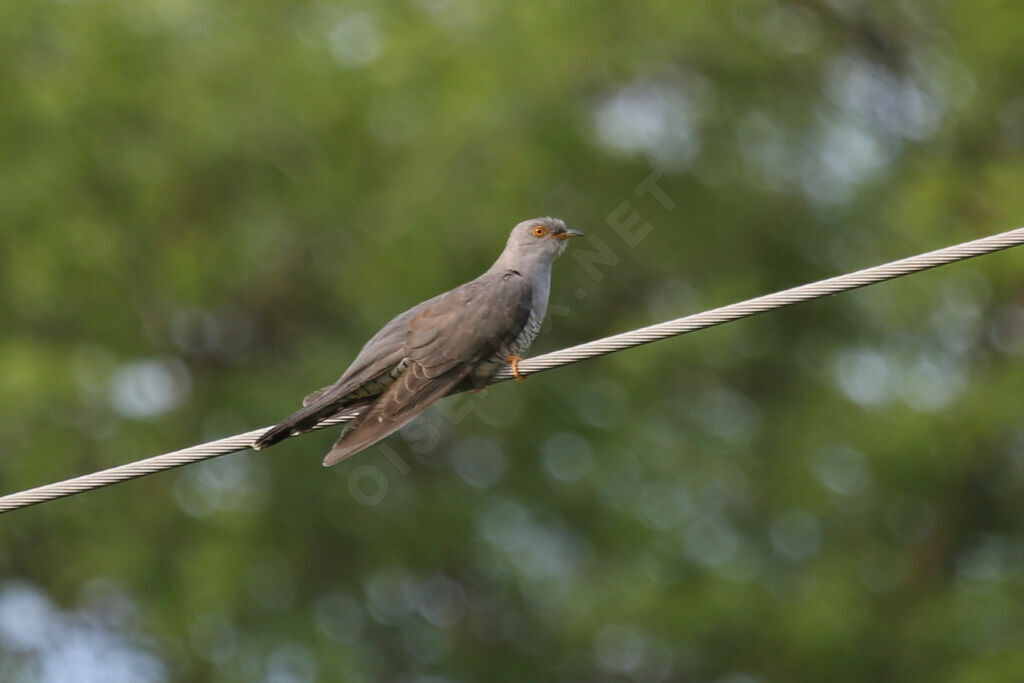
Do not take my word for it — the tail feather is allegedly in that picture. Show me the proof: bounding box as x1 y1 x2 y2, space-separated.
252 399 372 450
322 364 470 466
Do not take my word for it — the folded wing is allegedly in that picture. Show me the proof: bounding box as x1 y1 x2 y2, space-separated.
252 296 437 450
323 271 532 465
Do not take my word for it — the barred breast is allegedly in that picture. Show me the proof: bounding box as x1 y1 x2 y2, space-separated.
509 310 543 357
470 310 543 383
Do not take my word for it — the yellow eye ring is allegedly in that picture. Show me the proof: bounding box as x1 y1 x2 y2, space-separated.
532 225 548 237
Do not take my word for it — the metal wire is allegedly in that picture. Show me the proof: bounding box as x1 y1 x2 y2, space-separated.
2 226 1023 514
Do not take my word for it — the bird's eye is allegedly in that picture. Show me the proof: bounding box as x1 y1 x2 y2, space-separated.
532 225 548 238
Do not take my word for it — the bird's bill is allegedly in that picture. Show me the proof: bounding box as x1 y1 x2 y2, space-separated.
556 229 585 240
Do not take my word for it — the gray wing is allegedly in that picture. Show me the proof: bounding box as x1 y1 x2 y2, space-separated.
252 292 443 450
301 294 440 406
323 271 533 465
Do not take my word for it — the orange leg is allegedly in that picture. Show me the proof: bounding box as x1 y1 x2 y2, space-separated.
508 355 527 382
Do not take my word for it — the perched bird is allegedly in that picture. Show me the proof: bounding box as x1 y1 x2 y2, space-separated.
253 217 583 466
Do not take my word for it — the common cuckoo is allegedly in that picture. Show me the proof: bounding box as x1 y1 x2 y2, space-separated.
253 217 583 465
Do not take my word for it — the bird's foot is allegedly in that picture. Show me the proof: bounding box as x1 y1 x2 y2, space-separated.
507 355 527 382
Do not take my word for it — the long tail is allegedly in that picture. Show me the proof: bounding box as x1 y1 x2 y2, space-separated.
252 399 372 450
322 363 470 466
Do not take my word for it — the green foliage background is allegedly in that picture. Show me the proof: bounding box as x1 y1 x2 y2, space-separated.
2 1 1024 681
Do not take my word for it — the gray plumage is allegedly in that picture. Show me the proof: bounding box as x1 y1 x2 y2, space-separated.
252 217 582 465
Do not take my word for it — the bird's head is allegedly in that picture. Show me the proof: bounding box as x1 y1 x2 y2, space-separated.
502 217 584 265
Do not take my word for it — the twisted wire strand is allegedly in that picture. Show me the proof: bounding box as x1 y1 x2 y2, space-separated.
2 226 1023 514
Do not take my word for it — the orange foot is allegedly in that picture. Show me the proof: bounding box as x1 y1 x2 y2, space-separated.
508 355 527 382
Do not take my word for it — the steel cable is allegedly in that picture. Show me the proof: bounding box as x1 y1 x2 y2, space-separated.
2 226 1023 514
